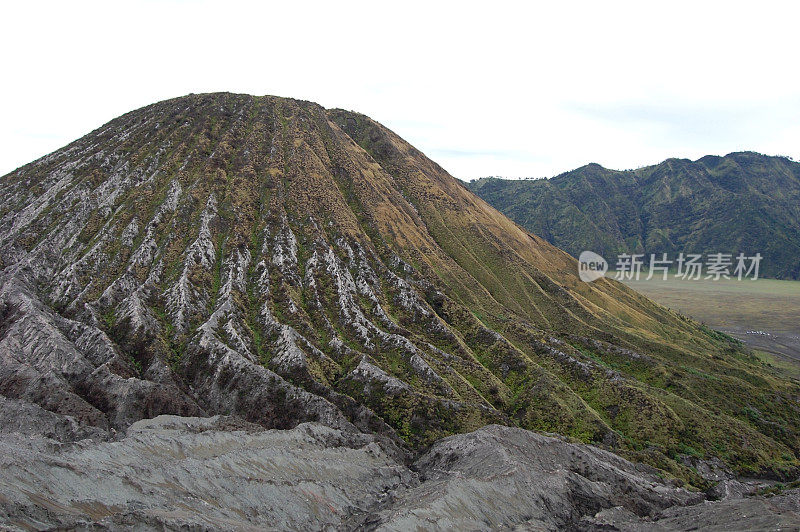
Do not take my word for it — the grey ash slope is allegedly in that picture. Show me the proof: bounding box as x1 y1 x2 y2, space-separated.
1 412 798 530
1 92 799 495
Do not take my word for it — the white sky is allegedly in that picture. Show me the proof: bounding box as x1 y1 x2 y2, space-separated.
2 0 799 180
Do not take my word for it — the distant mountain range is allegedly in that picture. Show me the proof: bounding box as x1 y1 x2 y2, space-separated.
468 152 800 279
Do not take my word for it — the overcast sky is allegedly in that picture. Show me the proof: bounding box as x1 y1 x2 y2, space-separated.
2 0 799 180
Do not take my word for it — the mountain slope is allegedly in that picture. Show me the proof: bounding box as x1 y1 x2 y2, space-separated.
2 93 799 484
468 153 800 279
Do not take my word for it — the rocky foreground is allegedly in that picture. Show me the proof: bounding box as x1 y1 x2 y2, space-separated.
1 406 798 531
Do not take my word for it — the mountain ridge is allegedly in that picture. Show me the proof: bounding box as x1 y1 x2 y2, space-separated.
468 152 800 279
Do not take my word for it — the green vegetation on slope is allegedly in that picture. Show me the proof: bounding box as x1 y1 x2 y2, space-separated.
330 109 800 483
